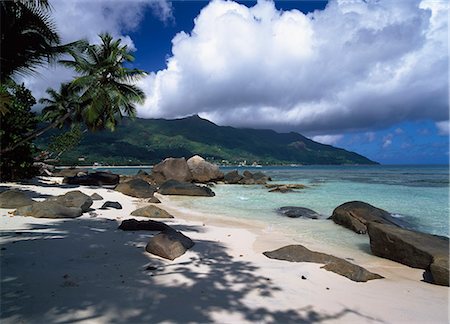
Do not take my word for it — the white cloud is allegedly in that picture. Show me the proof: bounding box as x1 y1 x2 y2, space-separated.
18 0 168 102
382 134 393 148
137 0 449 136
436 120 450 135
312 134 344 145
149 0 174 24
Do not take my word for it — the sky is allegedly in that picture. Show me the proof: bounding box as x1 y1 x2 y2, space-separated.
19 0 449 164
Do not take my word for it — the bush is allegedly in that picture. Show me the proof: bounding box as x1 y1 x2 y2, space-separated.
0 82 39 181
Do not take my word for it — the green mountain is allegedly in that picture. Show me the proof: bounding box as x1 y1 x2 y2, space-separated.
35 115 377 165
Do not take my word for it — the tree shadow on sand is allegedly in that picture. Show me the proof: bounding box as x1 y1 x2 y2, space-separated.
1 217 383 323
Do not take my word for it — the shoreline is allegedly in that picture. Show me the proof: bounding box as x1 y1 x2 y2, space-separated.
1 178 449 323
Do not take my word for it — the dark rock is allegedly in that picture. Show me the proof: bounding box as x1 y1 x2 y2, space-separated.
14 201 82 218
187 155 224 183
277 207 321 219
266 184 308 190
158 180 215 197
47 190 93 212
268 186 293 193
224 170 243 184
115 179 157 198
53 168 88 177
118 219 170 232
151 157 192 184
148 196 161 203
100 201 122 209
90 193 103 200
331 201 401 234
0 190 34 208
131 205 174 218
367 222 449 286
145 229 195 260
263 244 383 282
63 171 120 186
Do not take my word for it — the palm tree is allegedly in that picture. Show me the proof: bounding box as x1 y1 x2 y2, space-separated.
1 33 147 154
1 0 58 82
60 33 147 131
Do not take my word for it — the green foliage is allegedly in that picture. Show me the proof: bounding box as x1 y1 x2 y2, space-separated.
45 124 83 160
0 82 39 180
1 0 59 82
35 115 377 166
59 33 147 131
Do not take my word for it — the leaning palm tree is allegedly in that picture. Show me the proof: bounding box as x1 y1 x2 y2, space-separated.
60 33 147 131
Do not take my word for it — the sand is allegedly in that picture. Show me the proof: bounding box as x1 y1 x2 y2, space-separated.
1 177 448 323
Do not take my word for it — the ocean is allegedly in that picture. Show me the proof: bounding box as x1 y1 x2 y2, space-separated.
93 165 449 251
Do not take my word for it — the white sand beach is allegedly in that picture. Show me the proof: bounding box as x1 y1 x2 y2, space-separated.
1 177 448 323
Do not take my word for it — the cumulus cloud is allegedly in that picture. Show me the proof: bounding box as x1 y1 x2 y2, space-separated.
137 0 448 136
18 0 169 101
436 120 450 135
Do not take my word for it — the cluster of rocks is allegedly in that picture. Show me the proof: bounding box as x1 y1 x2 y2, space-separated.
272 200 449 286
223 170 271 185
1 187 193 261
151 156 223 184
0 190 94 219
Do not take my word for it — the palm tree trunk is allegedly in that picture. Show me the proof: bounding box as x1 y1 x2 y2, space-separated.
0 111 71 154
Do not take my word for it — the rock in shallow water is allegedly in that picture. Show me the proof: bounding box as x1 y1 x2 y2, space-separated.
263 244 383 282
367 222 449 286
331 201 402 234
277 206 321 219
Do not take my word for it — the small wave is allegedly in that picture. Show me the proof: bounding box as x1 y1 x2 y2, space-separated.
238 196 249 201
390 213 405 218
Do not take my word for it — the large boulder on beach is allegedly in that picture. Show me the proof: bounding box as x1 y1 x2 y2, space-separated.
263 244 383 282
224 171 243 184
367 222 449 286
146 229 195 260
331 201 401 234
0 190 34 208
115 179 157 198
63 171 120 186
47 190 93 212
14 201 82 218
277 207 321 219
152 158 192 184
187 155 224 183
158 180 215 197
118 219 171 231
131 205 174 218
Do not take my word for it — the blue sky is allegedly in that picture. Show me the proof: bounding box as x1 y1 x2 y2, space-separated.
21 0 449 164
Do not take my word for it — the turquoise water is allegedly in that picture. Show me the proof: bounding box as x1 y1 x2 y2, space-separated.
95 165 449 239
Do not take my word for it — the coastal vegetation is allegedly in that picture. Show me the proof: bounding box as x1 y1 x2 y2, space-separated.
0 0 146 180
35 115 377 166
